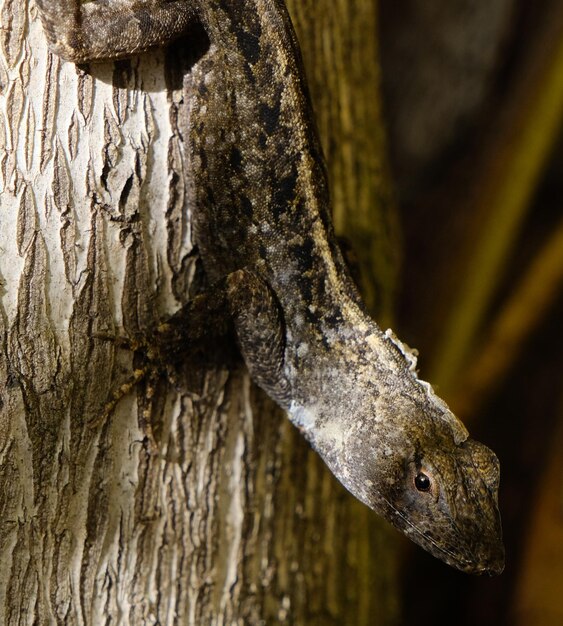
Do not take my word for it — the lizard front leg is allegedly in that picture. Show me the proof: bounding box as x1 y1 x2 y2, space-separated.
92 267 290 424
225 269 291 407
36 0 197 62
154 269 291 406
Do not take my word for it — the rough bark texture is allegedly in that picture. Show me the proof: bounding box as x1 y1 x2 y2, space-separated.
0 1 399 624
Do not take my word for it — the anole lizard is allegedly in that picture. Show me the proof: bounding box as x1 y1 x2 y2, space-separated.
36 0 504 575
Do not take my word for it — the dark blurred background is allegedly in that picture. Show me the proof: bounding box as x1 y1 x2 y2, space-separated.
378 0 563 624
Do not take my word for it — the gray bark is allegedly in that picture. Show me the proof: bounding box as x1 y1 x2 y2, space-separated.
0 1 399 623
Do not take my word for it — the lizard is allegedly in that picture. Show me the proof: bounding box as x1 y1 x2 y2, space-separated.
36 0 504 575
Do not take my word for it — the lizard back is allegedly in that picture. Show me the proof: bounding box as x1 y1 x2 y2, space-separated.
189 0 362 324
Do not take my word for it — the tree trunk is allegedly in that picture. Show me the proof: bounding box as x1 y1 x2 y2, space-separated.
0 1 399 623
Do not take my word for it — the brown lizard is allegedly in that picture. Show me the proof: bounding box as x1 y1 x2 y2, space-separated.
36 0 504 575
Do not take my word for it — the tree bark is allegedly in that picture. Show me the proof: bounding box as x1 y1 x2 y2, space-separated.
0 1 399 623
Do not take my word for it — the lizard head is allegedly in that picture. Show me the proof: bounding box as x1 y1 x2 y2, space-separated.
368 430 505 575
334 387 505 576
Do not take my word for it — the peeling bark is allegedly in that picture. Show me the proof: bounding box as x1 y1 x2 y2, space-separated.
0 1 399 623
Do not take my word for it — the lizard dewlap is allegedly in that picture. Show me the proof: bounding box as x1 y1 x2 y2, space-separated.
37 0 504 575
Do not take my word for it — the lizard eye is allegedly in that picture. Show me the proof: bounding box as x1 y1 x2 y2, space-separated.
414 472 432 492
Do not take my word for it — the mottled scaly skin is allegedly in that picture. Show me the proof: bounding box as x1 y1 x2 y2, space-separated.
37 0 504 574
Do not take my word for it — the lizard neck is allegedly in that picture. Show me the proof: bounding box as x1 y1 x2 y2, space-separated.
284 300 470 471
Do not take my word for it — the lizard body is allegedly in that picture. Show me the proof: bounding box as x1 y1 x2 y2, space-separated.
37 0 504 574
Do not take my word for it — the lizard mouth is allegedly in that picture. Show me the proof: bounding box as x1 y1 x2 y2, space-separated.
384 497 505 575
